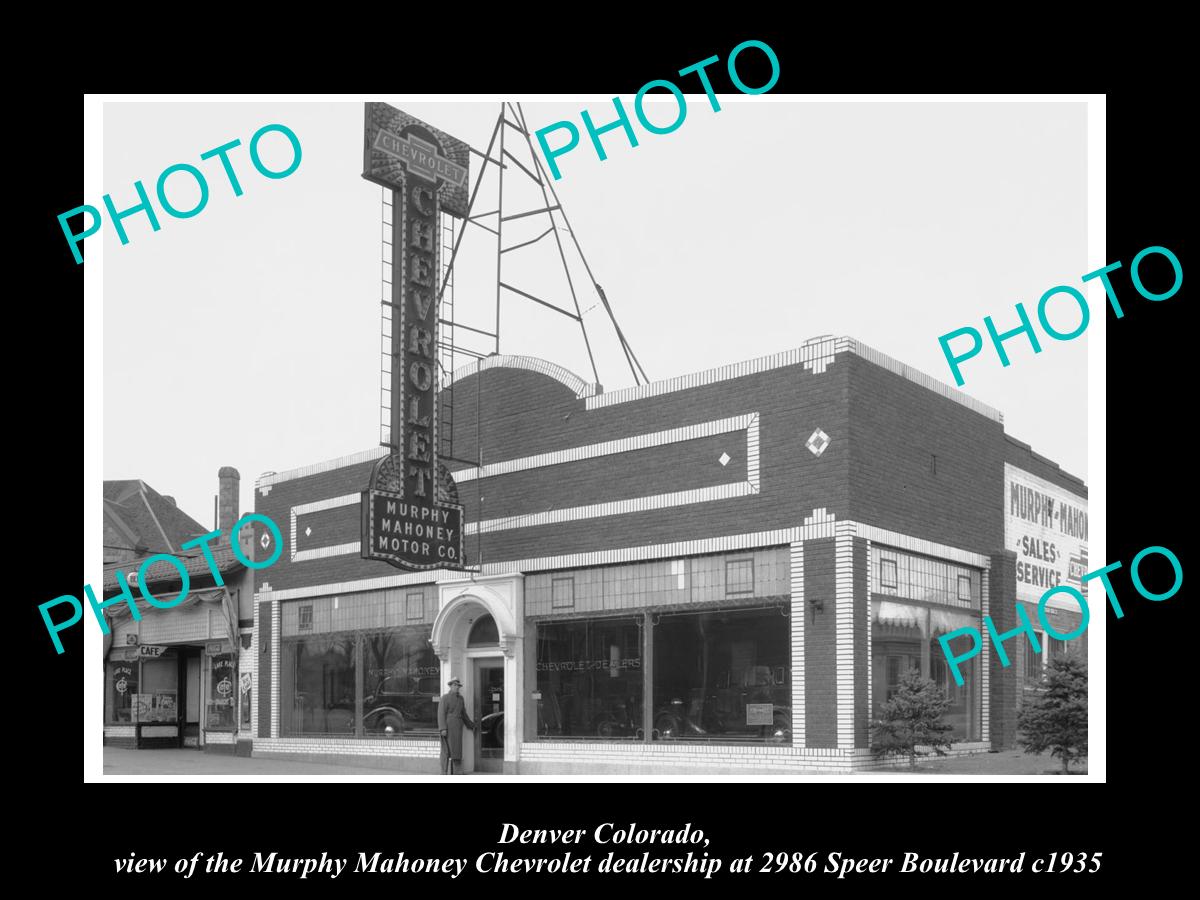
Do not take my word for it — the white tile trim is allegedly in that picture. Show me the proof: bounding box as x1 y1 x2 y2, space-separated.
864 539 873 730
282 416 760 553
790 541 805 748
291 493 361 562
444 353 601 398
255 737 440 757
468 482 756 536
981 571 991 745
855 523 990 569
834 525 857 749
258 447 389 493
263 520 985 602
255 336 1003 492
251 598 259 739
846 338 1002 423
586 337 843 410
452 414 756 484
270 599 280 739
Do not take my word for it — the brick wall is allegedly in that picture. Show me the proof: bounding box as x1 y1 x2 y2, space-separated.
846 355 1007 556
249 345 1085 770
1003 436 1088 499
257 600 272 739
103 725 137 749
804 539 836 748
989 551 1018 749
256 357 850 591
852 538 869 749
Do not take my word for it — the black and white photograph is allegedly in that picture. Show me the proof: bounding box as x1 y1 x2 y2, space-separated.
31 64 1188 888
87 95 1099 780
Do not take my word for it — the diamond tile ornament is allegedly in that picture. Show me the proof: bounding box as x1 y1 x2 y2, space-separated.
718 452 731 467
305 526 312 537
806 428 831 457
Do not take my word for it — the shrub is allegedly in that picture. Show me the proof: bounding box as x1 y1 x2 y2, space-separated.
1018 654 1087 774
872 668 954 769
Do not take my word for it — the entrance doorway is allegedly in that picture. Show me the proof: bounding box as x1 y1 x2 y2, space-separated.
181 647 202 748
473 659 504 773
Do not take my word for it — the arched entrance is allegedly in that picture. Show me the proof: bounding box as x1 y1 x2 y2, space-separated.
431 576 524 773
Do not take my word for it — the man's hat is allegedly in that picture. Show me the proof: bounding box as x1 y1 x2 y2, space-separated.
448 677 463 686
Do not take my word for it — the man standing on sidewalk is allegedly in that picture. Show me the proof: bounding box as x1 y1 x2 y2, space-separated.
439 677 475 775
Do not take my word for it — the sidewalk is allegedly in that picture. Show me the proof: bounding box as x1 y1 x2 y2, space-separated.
907 749 1088 775
104 747 1085 777
102 748 490 778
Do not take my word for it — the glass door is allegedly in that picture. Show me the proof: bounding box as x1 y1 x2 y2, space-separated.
473 660 504 773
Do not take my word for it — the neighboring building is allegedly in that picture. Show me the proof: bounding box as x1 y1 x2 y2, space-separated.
251 336 1088 773
102 469 257 753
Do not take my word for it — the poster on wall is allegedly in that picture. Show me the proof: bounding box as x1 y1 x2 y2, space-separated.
1003 463 1089 609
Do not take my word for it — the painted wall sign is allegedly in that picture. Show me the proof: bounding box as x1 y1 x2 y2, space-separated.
1004 463 1088 609
361 103 467 572
208 653 236 728
138 644 167 658
112 663 135 699
535 658 642 672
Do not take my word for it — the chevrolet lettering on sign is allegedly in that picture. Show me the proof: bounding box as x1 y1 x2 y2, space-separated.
362 102 470 216
373 131 468 189
361 103 468 572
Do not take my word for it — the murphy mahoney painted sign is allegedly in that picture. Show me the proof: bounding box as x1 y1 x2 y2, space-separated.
1004 463 1088 605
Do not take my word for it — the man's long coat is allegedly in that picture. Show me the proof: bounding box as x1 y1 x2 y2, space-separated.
438 690 475 760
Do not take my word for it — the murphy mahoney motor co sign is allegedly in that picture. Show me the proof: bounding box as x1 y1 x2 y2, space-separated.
361 103 468 571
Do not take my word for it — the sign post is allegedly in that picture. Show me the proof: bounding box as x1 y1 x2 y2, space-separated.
361 103 470 572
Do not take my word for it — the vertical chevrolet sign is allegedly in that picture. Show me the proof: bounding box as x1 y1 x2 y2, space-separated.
361 103 469 571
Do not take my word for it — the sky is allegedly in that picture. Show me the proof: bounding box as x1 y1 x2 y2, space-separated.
101 98 1088 530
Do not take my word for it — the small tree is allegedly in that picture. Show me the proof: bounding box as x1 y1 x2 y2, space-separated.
1018 655 1087 774
872 668 955 769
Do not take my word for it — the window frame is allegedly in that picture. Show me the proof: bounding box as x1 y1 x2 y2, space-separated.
551 576 575 609
957 574 972 602
405 591 424 623
880 558 899 591
1024 630 1045 684
724 557 755 596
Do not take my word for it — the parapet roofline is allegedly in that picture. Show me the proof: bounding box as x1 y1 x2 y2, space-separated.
1004 434 1088 493
257 336 1002 490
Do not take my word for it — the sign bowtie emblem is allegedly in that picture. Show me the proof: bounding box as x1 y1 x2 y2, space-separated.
373 130 468 188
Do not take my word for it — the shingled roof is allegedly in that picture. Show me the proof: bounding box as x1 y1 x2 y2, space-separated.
103 542 246 594
104 479 209 555
103 478 251 596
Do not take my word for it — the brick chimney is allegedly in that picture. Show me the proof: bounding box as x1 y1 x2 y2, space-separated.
218 467 240 543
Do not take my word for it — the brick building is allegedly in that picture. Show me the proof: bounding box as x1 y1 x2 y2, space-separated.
250 336 1087 773
102 469 257 753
